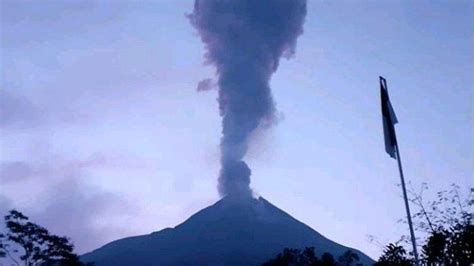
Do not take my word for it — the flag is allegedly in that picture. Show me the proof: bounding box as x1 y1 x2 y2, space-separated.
380 76 398 159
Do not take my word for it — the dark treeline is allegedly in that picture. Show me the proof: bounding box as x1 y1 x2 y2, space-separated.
262 247 361 266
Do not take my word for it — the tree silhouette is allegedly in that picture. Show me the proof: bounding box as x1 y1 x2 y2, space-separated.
2 209 87 266
262 247 360 266
409 184 472 265
320 252 336 266
422 230 447 265
0 233 6 258
1 232 20 265
262 247 312 266
374 243 412 266
337 250 359 266
442 219 473 265
376 184 473 265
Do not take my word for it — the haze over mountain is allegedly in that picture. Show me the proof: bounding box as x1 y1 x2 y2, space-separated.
81 196 374 265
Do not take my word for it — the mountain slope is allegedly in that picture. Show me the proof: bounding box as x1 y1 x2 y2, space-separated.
81 196 374 265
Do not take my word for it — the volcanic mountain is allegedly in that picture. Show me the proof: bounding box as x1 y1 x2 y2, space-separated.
81 196 374 265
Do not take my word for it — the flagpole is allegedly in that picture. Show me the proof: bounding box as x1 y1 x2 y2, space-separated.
394 139 420 266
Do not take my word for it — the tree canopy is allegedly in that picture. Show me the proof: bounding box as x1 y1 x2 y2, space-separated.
375 184 473 265
1 209 90 266
261 247 361 266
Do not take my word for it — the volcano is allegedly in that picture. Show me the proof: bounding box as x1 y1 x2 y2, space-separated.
81 197 374 265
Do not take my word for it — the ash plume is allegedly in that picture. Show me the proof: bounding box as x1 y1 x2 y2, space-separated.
189 0 307 197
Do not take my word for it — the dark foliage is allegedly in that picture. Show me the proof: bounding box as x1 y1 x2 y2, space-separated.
376 184 473 265
337 250 360 266
1 209 90 266
421 230 447 264
0 233 6 258
435 220 473 265
413 184 473 265
320 253 336 266
374 243 412 266
262 247 360 266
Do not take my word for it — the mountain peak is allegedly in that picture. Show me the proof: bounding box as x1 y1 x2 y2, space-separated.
81 197 374 265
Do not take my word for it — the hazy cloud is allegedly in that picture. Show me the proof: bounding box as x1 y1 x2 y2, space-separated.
1 0 127 48
0 161 33 183
0 90 42 128
0 153 138 254
36 178 136 254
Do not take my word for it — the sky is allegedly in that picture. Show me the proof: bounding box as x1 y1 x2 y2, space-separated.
0 0 472 260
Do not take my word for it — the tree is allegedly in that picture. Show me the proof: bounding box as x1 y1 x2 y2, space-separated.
376 184 473 265
375 243 412 266
337 250 359 266
42 234 83 266
262 247 322 266
5 209 50 265
443 219 473 265
2 209 86 266
320 252 335 266
1 232 21 266
408 184 473 265
0 233 6 258
421 230 447 265
300 247 320 266
262 247 298 266
262 247 361 266
408 183 469 235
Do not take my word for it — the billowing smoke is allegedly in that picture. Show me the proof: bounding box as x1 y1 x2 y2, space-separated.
189 0 307 197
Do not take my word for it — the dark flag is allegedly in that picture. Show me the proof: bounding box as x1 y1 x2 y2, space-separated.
380 76 398 159
379 76 420 265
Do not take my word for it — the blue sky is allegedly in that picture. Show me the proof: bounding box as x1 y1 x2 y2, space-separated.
0 0 472 259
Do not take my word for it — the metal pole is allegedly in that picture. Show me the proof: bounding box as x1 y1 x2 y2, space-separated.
394 141 420 266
